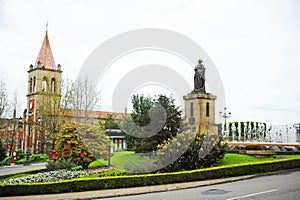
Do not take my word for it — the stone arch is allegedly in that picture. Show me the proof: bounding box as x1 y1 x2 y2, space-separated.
42 77 48 92
51 78 56 93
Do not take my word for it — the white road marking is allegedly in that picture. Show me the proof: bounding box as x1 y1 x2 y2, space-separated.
226 189 278 200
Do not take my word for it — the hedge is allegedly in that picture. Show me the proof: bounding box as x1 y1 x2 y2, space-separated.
0 158 300 196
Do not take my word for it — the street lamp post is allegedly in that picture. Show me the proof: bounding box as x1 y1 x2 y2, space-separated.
108 114 112 168
219 107 231 132
19 113 41 165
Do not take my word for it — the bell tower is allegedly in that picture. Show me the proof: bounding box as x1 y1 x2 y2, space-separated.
27 30 62 120
26 30 62 153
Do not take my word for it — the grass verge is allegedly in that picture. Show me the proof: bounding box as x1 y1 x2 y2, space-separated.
219 153 300 166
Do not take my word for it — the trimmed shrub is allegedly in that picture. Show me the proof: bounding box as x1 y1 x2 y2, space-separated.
88 160 107 168
0 158 299 196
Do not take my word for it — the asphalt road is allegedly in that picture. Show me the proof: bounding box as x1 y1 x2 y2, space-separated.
101 170 300 200
0 162 47 175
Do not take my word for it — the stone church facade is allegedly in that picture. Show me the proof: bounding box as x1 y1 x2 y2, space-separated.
0 31 125 156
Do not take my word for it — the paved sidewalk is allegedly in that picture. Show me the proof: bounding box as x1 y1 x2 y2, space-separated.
1 174 256 200
0 162 47 175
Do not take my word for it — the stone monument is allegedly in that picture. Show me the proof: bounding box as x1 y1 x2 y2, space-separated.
183 59 217 133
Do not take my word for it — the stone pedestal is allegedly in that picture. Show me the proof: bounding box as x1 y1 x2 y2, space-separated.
183 93 217 133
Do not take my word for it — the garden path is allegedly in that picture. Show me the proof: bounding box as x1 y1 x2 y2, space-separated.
0 162 47 175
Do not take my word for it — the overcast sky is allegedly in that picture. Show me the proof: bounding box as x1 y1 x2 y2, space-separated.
0 0 299 125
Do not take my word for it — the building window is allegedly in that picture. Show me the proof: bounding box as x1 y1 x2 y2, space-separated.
190 103 194 118
206 102 210 117
42 77 47 92
51 78 56 93
29 78 32 93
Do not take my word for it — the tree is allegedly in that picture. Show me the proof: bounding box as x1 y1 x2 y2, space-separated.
60 77 101 123
38 93 62 154
52 124 95 169
0 80 8 118
155 95 182 134
131 95 153 127
0 93 20 157
76 123 109 159
103 116 119 130
60 78 74 117
8 92 21 156
125 94 182 153
71 76 101 123
0 137 6 161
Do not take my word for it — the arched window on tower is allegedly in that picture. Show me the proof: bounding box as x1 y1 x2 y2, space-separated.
206 102 210 117
42 77 47 92
33 77 36 92
29 78 33 93
51 78 56 93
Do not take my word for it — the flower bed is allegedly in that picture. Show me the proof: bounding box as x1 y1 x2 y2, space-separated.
0 169 93 184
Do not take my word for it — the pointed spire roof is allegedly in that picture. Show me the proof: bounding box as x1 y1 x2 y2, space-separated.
34 31 56 70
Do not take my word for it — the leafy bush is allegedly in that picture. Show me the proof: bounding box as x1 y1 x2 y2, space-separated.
30 154 49 163
46 159 77 170
52 124 95 169
16 149 25 161
0 156 11 166
16 158 25 165
0 138 7 162
156 131 226 172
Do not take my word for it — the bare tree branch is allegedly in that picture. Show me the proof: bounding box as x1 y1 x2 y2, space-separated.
0 80 8 118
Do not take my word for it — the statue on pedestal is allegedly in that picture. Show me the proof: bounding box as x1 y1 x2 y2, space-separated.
193 59 206 93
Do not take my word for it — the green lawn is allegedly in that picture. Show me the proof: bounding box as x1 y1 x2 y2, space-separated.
219 153 300 166
89 151 300 171
88 151 141 170
110 151 141 170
